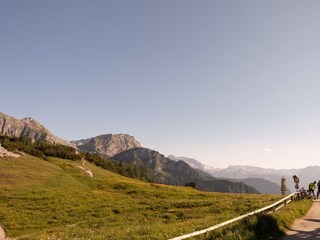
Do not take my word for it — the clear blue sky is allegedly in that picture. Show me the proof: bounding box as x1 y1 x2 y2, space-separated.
1 1 320 169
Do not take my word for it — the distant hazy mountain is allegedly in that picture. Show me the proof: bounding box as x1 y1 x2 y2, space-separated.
208 165 297 180
168 155 320 193
295 166 320 190
240 178 287 194
72 134 142 158
168 155 285 194
0 112 75 147
111 148 258 194
208 165 320 193
168 155 217 173
208 165 295 192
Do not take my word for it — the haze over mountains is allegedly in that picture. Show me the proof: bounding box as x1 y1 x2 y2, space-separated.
170 155 318 193
208 165 320 193
168 155 285 194
1 111 317 194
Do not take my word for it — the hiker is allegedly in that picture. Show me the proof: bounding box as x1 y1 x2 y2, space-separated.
308 181 316 199
317 180 320 199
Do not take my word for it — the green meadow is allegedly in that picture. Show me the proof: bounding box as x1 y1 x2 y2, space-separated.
0 155 310 239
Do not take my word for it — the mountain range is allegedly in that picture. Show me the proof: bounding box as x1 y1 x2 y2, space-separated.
168 155 286 194
169 155 319 193
111 148 258 193
207 165 320 193
0 112 258 193
3 111 316 194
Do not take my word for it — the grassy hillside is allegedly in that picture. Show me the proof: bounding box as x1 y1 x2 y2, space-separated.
206 198 312 240
0 155 285 239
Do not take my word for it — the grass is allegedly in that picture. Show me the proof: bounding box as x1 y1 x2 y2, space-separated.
204 198 312 240
0 155 288 239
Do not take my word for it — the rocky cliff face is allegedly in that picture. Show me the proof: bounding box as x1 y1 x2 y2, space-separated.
111 148 258 193
0 112 75 147
72 134 142 158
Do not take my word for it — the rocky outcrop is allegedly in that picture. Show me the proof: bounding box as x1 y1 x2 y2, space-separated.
111 148 258 194
72 134 141 158
0 112 75 148
0 145 20 158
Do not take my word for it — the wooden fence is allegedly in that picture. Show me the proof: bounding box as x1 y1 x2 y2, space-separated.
169 192 297 240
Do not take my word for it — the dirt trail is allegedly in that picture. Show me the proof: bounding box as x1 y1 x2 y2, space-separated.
282 200 320 239
77 159 93 178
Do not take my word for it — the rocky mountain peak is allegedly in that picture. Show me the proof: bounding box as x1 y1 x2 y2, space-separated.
72 133 142 158
0 112 75 148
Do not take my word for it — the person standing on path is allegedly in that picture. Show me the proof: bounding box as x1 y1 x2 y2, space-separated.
317 180 320 199
308 181 316 199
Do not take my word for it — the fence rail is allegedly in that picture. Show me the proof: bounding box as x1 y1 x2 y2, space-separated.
169 192 297 240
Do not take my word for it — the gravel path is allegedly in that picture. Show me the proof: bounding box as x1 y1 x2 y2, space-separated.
281 200 320 239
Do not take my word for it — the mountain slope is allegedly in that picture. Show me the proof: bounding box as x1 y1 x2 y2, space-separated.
72 134 141 158
0 112 74 147
0 154 282 239
111 148 200 185
111 148 258 193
